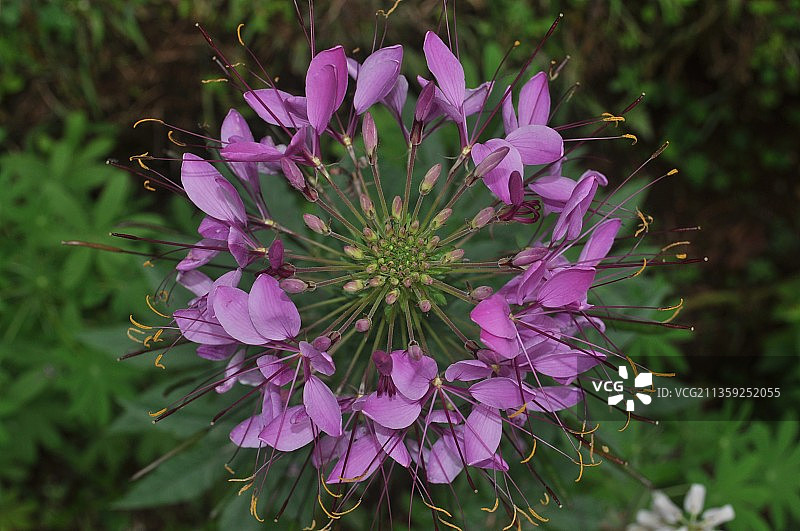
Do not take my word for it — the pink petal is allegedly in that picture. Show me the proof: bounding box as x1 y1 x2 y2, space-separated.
529 175 577 212
471 139 522 204
517 71 550 126
578 218 621 267
299 341 335 376
537 267 596 308
374 425 410 467
173 308 231 345
444 360 492 382
479 330 519 359
469 377 535 409
470 294 516 339
259 405 314 451
505 125 563 165
423 31 465 111
531 350 603 380
390 351 437 401
306 46 348 133
463 405 502 465
180 153 246 225
527 386 583 412
248 274 301 340
176 238 223 271
362 392 421 429
501 85 518 134
230 414 266 448
303 375 342 436
426 433 463 484
176 270 213 297
221 109 258 184
256 354 293 386
326 433 383 484
196 343 236 361
215 350 245 393
353 45 403 114
220 140 284 162
212 286 265 345
244 89 308 127
197 216 230 239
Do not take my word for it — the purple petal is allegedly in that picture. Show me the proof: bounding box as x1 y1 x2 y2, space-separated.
196 343 237 361
423 31 465 110
527 386 583 412
256 354 293 386
501 85 518 134
197 216 229 239
579 218 621 267
259 405 314 451
248 274 301 340
479 330 519 359
268 238 284 270
382 74 408 118
206 269 243 317
470 294 516 339
326 433 383 484
176 238 223 271
230 413 268 448
181 153 246 225
471 139 523 204
463 405 502 465
469 377 535 409
244 89 308 127
462 81 493 116
221 109 258 184
362 392 421 429
529 175 577 213
444 360 492 382
537 267 596 308
173 308 231 345
505 125 563 165
390 351 437 401
531 350 603 380
212 286 265 345
299 341 335 376
221 140 284 162
306 46 348 133
374 424 410 467
304 375 342 436
227 226 256 268
552 174 599 241
216 350 245 394
177 270 213 297
518 71 550 126
427 408 465 424
354 45 403 114
426 433 463 484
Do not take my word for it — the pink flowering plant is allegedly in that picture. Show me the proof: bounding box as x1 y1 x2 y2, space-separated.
108 8 694 529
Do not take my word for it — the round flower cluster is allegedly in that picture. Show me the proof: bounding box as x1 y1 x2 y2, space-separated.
123 17 685 529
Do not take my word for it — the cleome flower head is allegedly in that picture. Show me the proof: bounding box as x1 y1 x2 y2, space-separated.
628 484 735 531
106 7 696 529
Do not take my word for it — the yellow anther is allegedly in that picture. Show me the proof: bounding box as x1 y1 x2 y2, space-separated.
146 294 171 318
250 494 265 522
622 133 638 145
461 145 472 157
618 411 632 432
514 40 521 47
320 476 342 498
337 472 368 483
342 135 352 147
661 241 690 252
659 298 684 312
154 354 166 369
127 328 145 343
331 498 362 517
317 494 338 519
422 499 452 518
238 481 253 495
437 517 464 531
662 304 683 324
224 464 235 475
130 152 152 170
129 314 153 330
302 520 317 531
508 403 528 419
575 451 585 483
376 0 402 17
432 376 443 388
567 422 599 435
236 23 246 45
481 498 499 512
148 407 167 417
601 112 625 126
201 78 229 84
528 506 549 523
152 329 164 342
675 253 687 259
520 439 537 463
516 505 537 526
143 180 156 191
142 260 154 267
351 47 361 54
634 208 652 237
601 445 610 453
167 130 187 147
133 117 165 128
502 507 519 531
143 335 153 348
667 168 679 175
228 473 256 482
631 258 647 278
540 492 550 506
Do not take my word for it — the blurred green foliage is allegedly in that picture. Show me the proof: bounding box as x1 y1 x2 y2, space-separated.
1 0 798 529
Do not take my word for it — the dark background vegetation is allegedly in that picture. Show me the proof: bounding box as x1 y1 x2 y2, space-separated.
1 0 798 529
